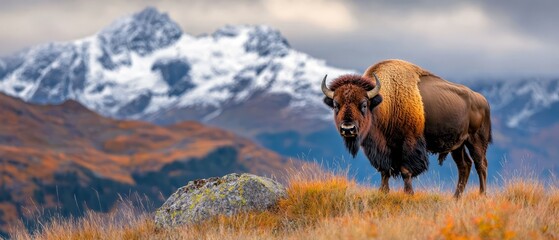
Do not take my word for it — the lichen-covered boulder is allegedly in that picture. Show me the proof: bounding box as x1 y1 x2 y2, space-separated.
154 173 286 227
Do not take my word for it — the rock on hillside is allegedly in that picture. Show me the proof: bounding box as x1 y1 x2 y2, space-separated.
155 173 286 227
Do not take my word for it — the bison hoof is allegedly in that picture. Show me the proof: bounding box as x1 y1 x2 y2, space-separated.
379 187 390 194
404 188 414 195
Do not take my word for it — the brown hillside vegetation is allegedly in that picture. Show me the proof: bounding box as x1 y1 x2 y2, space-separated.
10 169 559 240
0 93 298 236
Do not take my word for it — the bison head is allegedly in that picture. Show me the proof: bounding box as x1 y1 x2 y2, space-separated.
321 74 382 157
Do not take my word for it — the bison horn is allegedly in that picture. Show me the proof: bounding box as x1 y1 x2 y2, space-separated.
321 75 334 99
367 73 381 99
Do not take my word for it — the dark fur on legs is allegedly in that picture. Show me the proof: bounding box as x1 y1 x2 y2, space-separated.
451 145 472 198
401 137 429 177
400 167 414 195
380 171 390 193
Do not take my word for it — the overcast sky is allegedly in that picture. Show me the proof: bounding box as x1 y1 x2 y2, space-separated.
1 0 558 80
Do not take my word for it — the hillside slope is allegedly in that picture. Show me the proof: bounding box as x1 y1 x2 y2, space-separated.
0 93 295 236
10 172 559 239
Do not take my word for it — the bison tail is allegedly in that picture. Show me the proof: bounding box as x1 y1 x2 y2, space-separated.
438 152 449 166
481 104 493 144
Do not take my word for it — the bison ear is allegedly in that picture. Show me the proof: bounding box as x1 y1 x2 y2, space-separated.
369 95 382 110
323 97 334 108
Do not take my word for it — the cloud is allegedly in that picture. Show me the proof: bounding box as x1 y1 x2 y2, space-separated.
0 0 557 79
0 1 144 54
263 0 357 32
154 0 358 39
295 2 558 79
382 4 543 53
0 0 358 53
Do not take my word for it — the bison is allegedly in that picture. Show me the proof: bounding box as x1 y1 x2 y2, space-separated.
321 59 491 197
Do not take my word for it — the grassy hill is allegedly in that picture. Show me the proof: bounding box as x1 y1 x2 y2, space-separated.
9 169 559 239
0 93 300 237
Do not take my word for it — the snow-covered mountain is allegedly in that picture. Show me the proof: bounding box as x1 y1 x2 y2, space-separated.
2 7 559 179
0 7 350 124
3 7 559 134
470 79 559 131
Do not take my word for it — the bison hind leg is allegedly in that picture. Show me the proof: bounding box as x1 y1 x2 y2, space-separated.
451 145 473 198
465 134 489 195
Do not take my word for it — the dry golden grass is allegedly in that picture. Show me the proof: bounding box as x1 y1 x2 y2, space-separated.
10 168 559 240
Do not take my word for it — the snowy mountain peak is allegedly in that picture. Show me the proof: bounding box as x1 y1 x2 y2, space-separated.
0 7 352 123
212 25 291 57
245 25 291 57
2 6 558 135
471 78 559 130
98 7 182 57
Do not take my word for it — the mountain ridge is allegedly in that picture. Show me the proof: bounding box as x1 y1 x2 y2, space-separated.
3 7 559 134
2 6 559 191
0 92 300 236
0 7 351 128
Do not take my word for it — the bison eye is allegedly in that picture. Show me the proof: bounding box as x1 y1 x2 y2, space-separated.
360 102 367 115
333 101 340 112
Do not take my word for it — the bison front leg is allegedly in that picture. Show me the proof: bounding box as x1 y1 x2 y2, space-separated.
400 166 414 195
380 171 390 193
399 137 428 195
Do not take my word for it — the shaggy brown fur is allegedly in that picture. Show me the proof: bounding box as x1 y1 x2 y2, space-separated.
361 60 431 178
328 74 377 91
363 59 430 136
323 59 491 197
325 60 431 179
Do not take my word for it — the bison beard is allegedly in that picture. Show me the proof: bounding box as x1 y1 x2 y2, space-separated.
343 136 360 158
